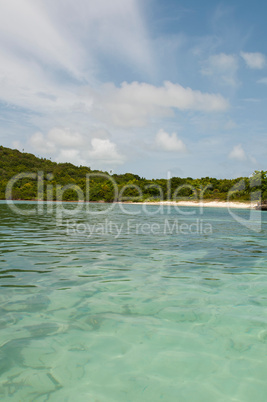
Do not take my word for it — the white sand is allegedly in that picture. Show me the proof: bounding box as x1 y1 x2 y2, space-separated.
123 200 257 209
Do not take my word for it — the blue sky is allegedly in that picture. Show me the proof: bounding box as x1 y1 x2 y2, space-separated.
0 0 267 179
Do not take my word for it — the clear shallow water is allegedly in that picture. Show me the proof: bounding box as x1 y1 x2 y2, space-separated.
0 201 267 401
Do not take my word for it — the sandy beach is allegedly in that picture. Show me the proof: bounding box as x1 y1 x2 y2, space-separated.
124 200 258 209
4 199 259 209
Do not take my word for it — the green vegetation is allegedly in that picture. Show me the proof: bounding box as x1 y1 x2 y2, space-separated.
0 145 266 202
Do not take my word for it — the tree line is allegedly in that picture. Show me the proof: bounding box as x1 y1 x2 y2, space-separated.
0 146 266 202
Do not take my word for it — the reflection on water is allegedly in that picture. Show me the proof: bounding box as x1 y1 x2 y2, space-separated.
0 202 267 401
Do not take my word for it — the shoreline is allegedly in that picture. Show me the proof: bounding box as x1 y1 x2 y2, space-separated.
2 199 258 209
122 200 257 209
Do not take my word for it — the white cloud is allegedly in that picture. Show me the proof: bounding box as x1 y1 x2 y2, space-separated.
0 0 240 177
0 4 228 131
0 0 153 80
228 143 257 166
0 0 153 93
155 129 187 152
47 128 84 148
29 132 57 155
228 144 247 161
48 0 153 75
56 149 83 165
94 81 229 128
201 53 239 86
257 77 267 85
0 0 154 119
28 128 124 167
29 128 84 155
89 138 125 164
240 51 266 69
0 44 95 115
0 0 87 82
12 140 24 152
0 0 229 140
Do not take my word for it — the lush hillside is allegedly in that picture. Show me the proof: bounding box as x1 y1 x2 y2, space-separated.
0 145 266 202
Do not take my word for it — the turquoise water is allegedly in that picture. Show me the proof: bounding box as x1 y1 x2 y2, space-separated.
0 201 267 401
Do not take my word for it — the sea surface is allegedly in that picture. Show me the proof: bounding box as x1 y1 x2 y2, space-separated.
0 201 267 401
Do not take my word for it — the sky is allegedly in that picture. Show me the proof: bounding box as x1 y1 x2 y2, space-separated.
0 0 267 179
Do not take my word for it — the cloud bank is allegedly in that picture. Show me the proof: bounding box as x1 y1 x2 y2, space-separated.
28 128 125 168
93 81 229 128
